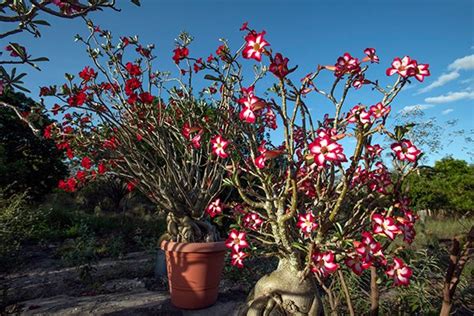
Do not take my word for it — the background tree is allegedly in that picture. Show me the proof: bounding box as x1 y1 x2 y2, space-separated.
406 158 474 215
0 91 67 200
1 0 141 126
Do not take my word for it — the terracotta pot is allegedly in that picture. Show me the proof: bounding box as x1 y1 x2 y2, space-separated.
161 240 226 309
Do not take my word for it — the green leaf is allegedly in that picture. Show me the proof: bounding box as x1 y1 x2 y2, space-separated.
204 74 221 82
11 83 31 93
32 20 51 26
291 242 308 252
29 57 49 62
222 178 234 187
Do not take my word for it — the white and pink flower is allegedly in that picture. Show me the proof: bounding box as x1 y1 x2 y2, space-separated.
312 251 339 278
308 137 346 167
296 213 318 236
347 105 371 124
386 257 412 286
363 48 379 63
225 229 249 251
369 102 391 119
345 254 371 275
206 198 223 218
386 56 416 77
238 86 265 124
243 212 263 230
211 135 230 158
391 139 421 162
372 214 401 240
242 31 269 61
414 62 430 82
231 251 247 268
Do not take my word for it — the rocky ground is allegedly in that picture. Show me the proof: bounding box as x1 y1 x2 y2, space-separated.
0 245 247 315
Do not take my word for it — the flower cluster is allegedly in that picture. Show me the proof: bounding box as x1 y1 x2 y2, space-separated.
225 229 249 268
386 56 430 82
43 23 429 291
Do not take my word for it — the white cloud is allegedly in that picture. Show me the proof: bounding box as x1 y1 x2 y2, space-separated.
424 91 474 104
448 54 474 71
442 108 454 115
416 71 460 94
399 104 435 114
417 54 474 94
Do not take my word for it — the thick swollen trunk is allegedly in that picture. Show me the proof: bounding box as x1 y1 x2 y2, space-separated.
240 259 322 316
160 212 220 243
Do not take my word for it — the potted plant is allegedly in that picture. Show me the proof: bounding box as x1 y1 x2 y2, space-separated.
184 24 429 315
41 24 234 309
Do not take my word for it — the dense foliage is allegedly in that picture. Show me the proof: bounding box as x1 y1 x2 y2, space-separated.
406 158 474 215
0 91 67 200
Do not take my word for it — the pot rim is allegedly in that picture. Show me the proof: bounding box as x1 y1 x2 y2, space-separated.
161 240 227 253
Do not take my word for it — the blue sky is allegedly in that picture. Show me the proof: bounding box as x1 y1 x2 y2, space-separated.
6 0 474 164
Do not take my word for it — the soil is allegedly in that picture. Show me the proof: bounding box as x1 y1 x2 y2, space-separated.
0 244 247 315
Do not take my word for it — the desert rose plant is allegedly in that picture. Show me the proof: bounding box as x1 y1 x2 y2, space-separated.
167 24 427 315
41 23 234 242
40 20 430 314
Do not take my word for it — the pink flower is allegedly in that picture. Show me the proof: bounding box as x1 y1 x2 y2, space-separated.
242 31 270 61
81 156 92 170
206 198 223 218
238 86 265 124
240 22 249 31
372 214 401 240
308 137 346 167
345 254 371 275
397 217 416 244
58 177 77 192
352 74 368 89
270 53 290 79
239 106 256 123
124 78 141 96
79 66 97 82
391 139 421 162
211 135 230 158
254 143 282 169
369 102 391 119
386 257 412 286
98 162 106 174
231 251 247 268
414 62 430 82
347 105 371 124
296 213 318 236
363 48 379 63
126 62 142 76
354 232 385 264
172 47 189 64
254 154 266 169
138 92 154 104
76 170 86 183
225 229 249 251
191 131 203 149
243 213 263 230
264 107 277 129
367 144 383 157
67 91 87 107
312 251 339 278
127 180 138 192
334 53 361 77
386 56 416 77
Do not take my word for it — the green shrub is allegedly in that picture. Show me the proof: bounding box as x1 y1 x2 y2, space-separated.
0 190 49 264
